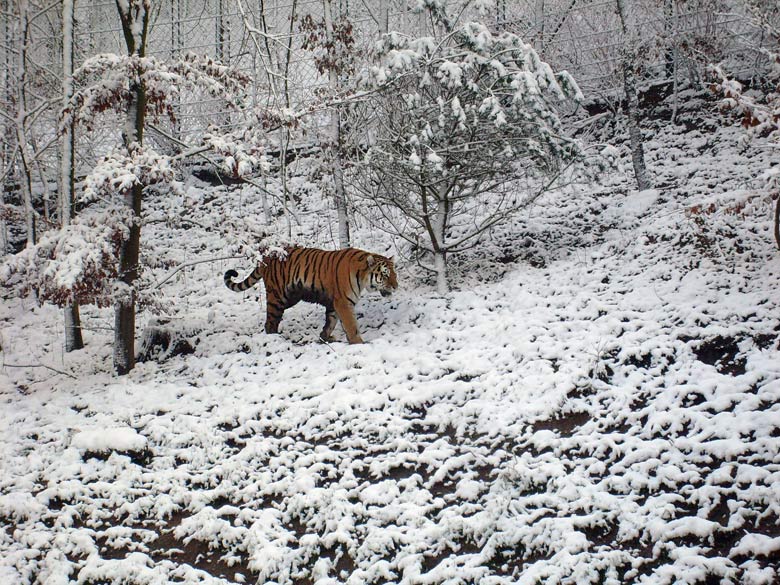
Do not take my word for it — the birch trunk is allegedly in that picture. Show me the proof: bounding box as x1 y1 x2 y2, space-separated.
323 0 350 248
331 117 350 248
262 177 271 224
16 124 35 247
61 0 84 352
216 0 223 60
434 250 448 296
170 0 182 143
432 198 449 295
622 57 651 190
15 0 35 247
616 0 652 191
0 188 6 256
280 130 293 239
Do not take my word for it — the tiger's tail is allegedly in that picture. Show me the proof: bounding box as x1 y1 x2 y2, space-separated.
224 265 264 292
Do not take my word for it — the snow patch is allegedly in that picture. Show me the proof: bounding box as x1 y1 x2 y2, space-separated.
71 427 148 453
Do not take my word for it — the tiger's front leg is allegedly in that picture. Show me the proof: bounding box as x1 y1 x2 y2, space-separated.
334 299 364 344
320 306 338 342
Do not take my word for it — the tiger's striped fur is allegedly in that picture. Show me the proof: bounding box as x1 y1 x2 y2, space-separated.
224 246 397 344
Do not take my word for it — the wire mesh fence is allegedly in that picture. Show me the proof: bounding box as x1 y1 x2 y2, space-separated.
499 0 765 97
0 0 773 190
64 0 767 141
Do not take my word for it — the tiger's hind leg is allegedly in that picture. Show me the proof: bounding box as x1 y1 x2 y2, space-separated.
320 306 338 342
334 299 364 344
265 308 283 334
264 290 285 335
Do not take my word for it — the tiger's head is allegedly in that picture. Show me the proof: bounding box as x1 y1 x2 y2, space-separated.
364 255 398 297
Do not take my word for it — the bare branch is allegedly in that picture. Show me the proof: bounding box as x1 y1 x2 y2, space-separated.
155 255 246 289
2 361 77 380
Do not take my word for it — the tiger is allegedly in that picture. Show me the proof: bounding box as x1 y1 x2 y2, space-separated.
224 246 398 344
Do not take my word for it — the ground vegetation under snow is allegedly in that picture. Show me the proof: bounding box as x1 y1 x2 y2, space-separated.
1 97 779 584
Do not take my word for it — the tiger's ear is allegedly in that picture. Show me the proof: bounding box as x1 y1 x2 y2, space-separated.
365 255 375 267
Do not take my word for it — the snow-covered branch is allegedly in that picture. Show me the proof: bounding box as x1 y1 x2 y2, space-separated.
1 206 131 307
62 53 249 132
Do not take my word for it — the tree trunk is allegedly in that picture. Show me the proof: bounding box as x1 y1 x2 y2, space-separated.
114 294 135 374
61 0 84 351
434 250 448 295
17 138 36 247
328 110 350 248
0 177 7 257
663 0 674 78
114 177 142 373
622 58 652 190
113 0 149 375
64 305 84 351
216 0 227 62
323 0 350 248
15 0 35 247
170 0 182 144
0 191 6 256
0 9 10 257
616 0 652 191
431 197 449 295
280 130 293 239
114 104 145 375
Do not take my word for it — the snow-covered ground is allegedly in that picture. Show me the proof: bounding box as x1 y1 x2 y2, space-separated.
1 112 779 584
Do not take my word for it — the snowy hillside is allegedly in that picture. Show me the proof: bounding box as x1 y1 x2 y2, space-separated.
1 114 779 584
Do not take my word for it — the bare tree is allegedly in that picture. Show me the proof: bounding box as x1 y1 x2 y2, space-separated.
715 0 780 249
616 0 652 191
11 0 38 247
236 0 300 238
0 0 66 253
300 4 362 248
322 0 350 248
1 8 13 257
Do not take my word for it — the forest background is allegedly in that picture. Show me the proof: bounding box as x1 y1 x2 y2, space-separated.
1 1 780 584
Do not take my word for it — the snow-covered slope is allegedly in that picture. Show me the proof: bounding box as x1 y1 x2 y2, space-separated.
1 118 779 584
